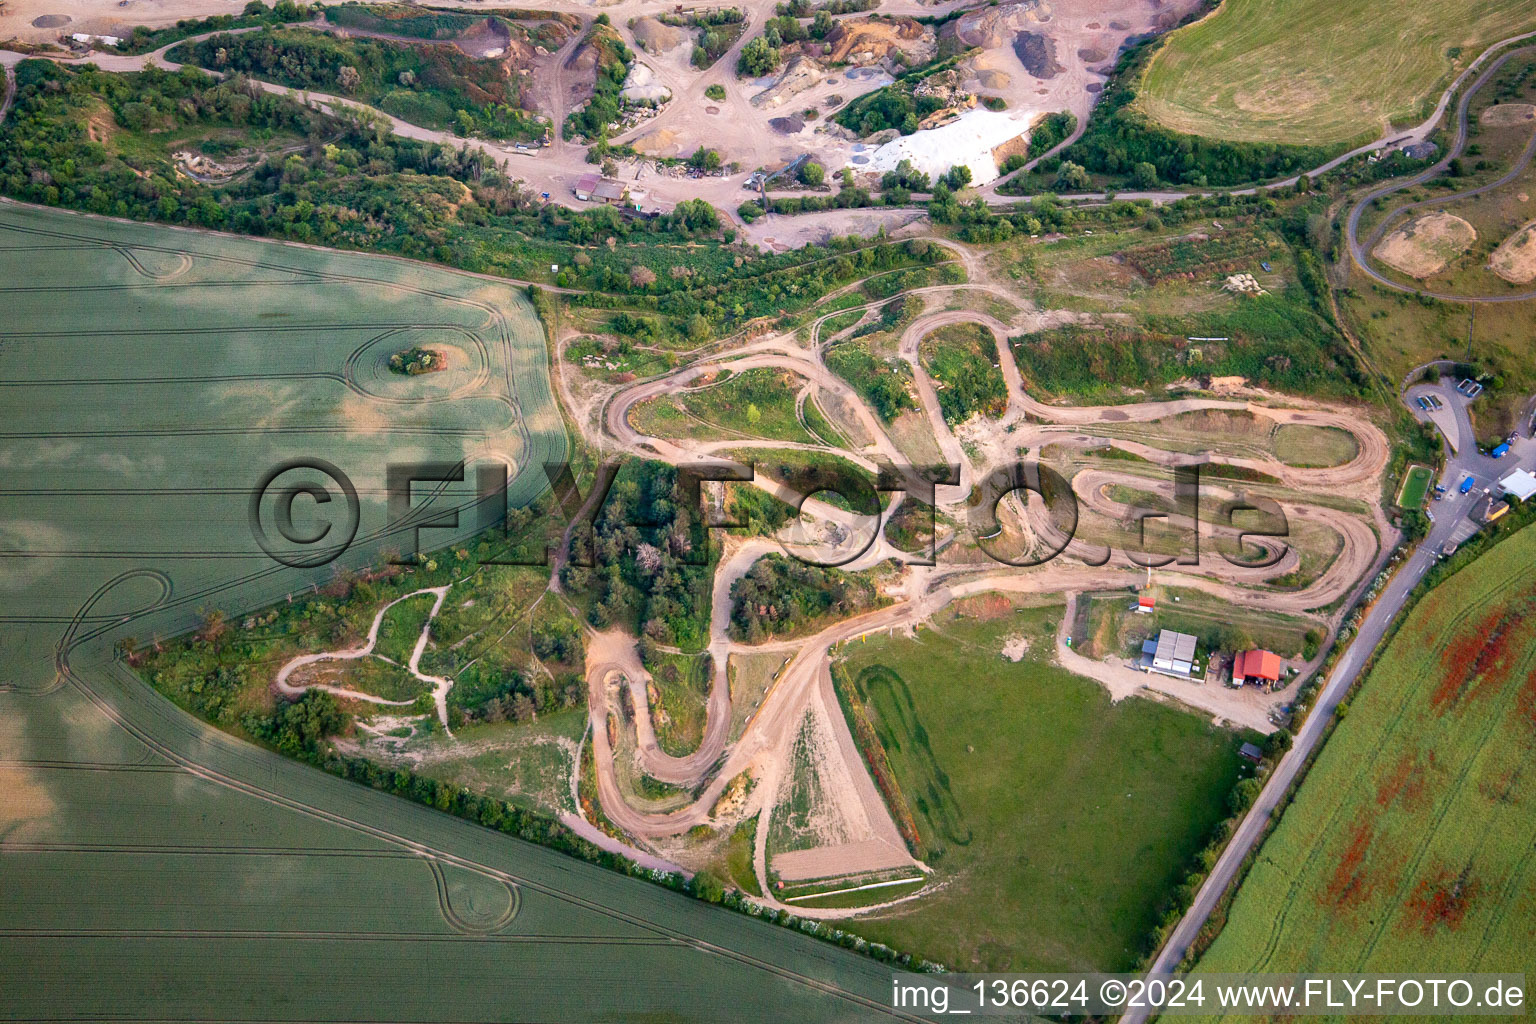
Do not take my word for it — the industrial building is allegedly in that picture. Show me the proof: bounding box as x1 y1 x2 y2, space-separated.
1140 629 1199 679
1499 468 1536 502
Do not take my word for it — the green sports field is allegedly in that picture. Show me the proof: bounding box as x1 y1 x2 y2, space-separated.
0 202 910 1021
832 604 1248 972
1191 524 1536 999
1138 0 1536 147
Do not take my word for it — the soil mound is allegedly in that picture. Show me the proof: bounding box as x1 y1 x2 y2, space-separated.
951 0 1051 50
1077 45 1109 63
1372 212 1475 279
769 115 806 134
824 16 930 65
975 68 1011 90
621 61 671 103
1481 103 1536 127
455 17 512 58
1014 31 1061 79
31 14 71 27
1489 219 1536 283
631 16 685 55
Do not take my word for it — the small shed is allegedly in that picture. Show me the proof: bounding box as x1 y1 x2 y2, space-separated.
591 179 628 204
573 174 600 201
1239 742 1264 764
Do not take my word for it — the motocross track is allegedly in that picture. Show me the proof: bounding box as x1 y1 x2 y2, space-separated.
576 286 1390 916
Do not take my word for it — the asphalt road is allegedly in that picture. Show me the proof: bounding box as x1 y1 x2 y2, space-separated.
1125 379 1536 1022
1345 45 1536 303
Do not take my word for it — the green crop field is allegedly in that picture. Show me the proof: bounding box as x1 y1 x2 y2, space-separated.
0 202 912 1020
1192 524 1536 995
1138 0 1536 147
832 605 1249 972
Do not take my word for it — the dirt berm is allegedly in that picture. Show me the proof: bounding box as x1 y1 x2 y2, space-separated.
823 16 932 65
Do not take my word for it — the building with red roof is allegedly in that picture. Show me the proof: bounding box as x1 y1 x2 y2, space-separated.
1234 649 1281 686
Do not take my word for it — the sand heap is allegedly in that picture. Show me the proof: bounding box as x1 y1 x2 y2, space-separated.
1372 211 1476 279
630 16 685 55
752 54 824 109
621 61 671 103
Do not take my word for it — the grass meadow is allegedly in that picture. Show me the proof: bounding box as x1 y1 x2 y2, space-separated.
1192 524 1536 997
831 603 1248 971
1138 0 1536 147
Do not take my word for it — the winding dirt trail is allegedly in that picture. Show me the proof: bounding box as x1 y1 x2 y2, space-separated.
576 297 1392 915
275 585 456 731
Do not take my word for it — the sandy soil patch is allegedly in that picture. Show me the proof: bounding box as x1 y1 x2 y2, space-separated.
974 68 1011 90
1001 633 1031 661
1481 102 1536 127
631 126 680 156
823 16 932 66
1489 219 1536 283
1372 211 1476 278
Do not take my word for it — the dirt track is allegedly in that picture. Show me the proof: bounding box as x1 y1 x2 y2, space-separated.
575 294 1390 915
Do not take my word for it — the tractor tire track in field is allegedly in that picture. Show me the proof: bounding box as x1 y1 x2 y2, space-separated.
45 655 935 1021
1348 624 1536 968
0 203 930 1020
0 216 561 640
1239 570 1527 977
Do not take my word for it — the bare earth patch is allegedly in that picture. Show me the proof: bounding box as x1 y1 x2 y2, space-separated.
1480 102 1536 127
1489 219 1536 283
1372 211 1476 278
